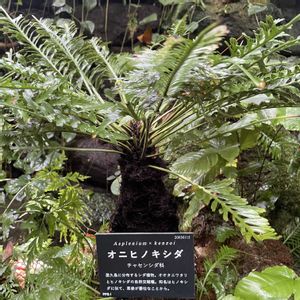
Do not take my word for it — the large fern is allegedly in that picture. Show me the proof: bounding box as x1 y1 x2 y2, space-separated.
0 8 300 242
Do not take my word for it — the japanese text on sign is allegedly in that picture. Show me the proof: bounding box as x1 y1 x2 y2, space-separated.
96 233 195 299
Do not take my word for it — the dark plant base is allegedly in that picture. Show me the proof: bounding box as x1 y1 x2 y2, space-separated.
111 153 179 233
112 151 180 300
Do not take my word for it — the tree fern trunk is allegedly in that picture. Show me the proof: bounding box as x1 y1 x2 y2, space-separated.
111 153 179 232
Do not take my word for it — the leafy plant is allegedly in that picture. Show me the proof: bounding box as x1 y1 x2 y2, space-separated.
0 241 98 299
283 220 300 270
224 265 300 300
0 153 98 298
196 245 238 299
0 8 300 242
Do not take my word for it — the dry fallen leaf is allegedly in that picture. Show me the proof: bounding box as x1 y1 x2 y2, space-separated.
137 27 152 44
2 241 13 262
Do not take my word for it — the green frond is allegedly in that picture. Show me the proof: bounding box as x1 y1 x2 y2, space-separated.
169 15 188 36
0 8 103 102
180 178 277 242
0 8 62 76
172 149 219 177
258 129 283 160
284 223 300 260
161 24 228 97
227 15 300 59
32 16 103 102
88 38 131 102
198 245 238 299
126 23 228 112
204 245 237 275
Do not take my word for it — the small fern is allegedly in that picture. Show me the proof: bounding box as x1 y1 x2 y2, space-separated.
284 221 300 262
197 246 238 299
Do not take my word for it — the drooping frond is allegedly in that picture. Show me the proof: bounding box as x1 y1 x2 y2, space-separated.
0 9 136 145
0 8 100 99
0 8 131 106
185 179 278 242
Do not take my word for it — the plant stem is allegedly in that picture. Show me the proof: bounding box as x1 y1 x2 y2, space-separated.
105 0 110 42
3 181 31 214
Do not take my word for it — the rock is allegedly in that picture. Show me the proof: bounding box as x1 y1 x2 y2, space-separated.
66 136 120 188
10 0 300 56
74 2 161 47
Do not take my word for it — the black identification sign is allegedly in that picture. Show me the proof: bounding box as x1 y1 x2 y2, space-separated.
96 232 195 298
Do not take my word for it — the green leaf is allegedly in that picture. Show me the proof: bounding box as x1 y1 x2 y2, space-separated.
111 176 121 196
218 144 239 162
170 15 187 36
84 0 97 12
139 13 157 25
240 129 259 150
248 3 267 16
235 266 297 300
277 108 300 131
196 179 277 241
172 149 219 177
294 278 300 300
52 0 66 7
81 20 95 34
181 189 209 231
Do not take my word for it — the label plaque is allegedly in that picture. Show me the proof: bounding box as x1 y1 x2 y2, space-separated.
96 232 195 298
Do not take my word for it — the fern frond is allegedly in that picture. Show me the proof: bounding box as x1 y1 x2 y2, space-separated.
126 23 228 112
227 15 300 60
150 163 277 242
171 149 219 177
182 178 277 242
159 23 229 98
169 15 187 36
284 222 300 259
258 130 282 160
197 246 237 299
0 8 103 102
0 8 62 76
206 179 277 242
32 17 103 102
204 245 237 274
88 38 130 102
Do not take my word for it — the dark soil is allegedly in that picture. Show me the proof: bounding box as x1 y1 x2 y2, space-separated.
192 209 294 285
111 151 179 232
228 239 294 276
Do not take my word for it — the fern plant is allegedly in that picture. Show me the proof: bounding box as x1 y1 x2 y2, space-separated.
196 245 238 299
0 7 300 241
